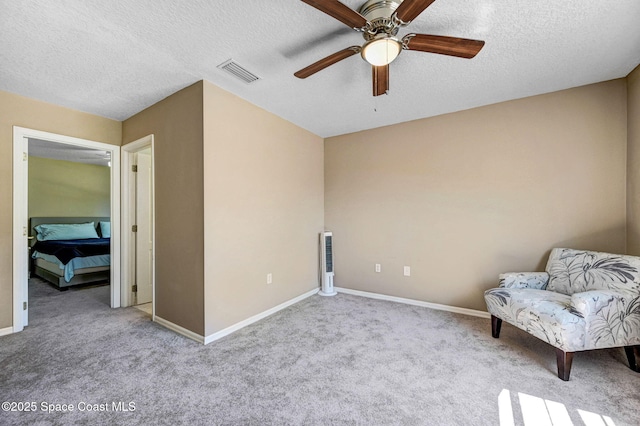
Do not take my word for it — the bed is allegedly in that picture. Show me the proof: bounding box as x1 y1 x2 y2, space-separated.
29 217 111 290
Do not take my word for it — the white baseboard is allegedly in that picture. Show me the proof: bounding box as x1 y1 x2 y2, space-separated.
0 326 14 337
154 315 204 344
153 286 488 344
204 287 319 345
335 287 491 319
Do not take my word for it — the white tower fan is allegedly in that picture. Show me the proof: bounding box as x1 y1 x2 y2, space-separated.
319 231 337 296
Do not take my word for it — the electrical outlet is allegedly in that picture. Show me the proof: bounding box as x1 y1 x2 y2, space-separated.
267 273 273 284
375 263 381 273
403 266 411 277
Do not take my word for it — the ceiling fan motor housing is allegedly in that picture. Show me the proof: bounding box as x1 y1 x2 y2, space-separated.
359 0 402 39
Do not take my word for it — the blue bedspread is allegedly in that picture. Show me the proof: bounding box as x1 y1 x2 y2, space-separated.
32 238 110 264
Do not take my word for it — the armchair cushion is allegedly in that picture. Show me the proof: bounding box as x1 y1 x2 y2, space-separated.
546 248 640 295
499 272 549 290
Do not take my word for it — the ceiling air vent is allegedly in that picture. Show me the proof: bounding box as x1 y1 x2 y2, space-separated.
217 59 261 84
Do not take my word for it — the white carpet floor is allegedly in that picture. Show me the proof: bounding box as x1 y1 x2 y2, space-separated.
1 278 638 425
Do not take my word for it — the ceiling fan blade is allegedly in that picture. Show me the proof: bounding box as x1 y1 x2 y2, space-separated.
301 0 368 29
372 65 389 96
294 46 361 79
403 34 485 58
394 0 437 24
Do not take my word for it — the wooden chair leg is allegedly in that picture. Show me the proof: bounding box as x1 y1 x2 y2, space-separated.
491 315 502 338
556 349 574 381
624 346 640 372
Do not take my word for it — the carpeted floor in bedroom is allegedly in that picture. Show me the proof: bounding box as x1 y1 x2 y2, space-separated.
0 278 638 425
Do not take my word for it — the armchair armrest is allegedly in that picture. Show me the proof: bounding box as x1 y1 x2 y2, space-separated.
570 290 640 347
498 272 549 290
570 290 637 318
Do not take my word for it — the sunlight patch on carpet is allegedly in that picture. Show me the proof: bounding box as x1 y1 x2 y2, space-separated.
498 389 617 426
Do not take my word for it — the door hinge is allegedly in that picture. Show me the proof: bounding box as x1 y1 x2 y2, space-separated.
23 152 28 161
132 285 138 293
132 225 138 232
23 301 27 310
132 165 138 172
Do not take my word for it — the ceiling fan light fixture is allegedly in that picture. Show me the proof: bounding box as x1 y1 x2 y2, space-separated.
361 36 401 66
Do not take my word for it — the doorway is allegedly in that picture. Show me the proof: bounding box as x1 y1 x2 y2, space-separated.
12 127 121 332
121 135 155 315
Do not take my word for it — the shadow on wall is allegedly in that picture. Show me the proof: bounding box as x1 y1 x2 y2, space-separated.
476 224 626 301
542 224 628 270
624 227 640 257
520 224 626 272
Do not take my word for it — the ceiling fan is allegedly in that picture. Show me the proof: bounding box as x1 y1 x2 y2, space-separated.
294 0 485 96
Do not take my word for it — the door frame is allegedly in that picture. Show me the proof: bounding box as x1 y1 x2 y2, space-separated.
121 135 155 314
12 126 121 332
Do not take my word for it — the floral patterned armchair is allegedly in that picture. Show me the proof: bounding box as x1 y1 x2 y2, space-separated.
484 248 640 380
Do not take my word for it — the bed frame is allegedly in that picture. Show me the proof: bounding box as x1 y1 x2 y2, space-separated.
29 217 111 289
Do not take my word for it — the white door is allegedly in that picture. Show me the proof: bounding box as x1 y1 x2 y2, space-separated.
15 135 29 327
135 149 153 304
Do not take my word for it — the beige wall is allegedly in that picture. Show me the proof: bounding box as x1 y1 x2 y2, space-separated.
0 90 120 329
325 80 628 311
2 72 636 334
122 82 205 335
28 156 111 218
202 82 324 336
627 65 640 255
122 81 324 338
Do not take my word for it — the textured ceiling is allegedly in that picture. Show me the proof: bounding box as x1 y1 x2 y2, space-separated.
1 0 639 138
